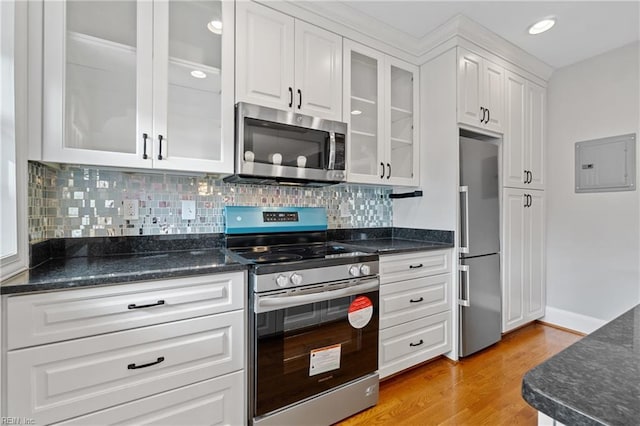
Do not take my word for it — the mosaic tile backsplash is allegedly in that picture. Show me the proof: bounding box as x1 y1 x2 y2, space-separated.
28 162 392 243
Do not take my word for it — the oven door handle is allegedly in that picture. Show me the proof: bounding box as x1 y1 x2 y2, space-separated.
255 279 379 313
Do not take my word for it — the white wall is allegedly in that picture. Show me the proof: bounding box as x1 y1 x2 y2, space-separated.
545 42 640 332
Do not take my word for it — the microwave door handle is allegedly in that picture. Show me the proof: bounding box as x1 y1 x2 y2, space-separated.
328 131 336 170
255 279 379 313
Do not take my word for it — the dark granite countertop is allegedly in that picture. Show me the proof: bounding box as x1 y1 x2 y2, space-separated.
522 305 640 425
331 227 454 255
338 238 454 254
1 249 246 295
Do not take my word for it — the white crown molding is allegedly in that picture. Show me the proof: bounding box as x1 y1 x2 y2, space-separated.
258 1 554 81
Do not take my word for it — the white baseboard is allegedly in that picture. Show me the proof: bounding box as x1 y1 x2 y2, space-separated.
541 307 606 335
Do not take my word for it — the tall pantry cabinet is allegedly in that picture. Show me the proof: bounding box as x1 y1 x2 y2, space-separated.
501 68 547 333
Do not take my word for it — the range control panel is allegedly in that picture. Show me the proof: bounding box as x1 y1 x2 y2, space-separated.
263 212 299 222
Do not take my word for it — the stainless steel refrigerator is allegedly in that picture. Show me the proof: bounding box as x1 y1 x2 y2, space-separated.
459 135 501 357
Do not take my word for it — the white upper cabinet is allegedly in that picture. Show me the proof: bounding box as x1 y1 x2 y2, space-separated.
236 1 342 121
41 0 234 173
504 70 546 189
526 82 546 189
457 48 504 134
235 1 294 111
344 40 418 186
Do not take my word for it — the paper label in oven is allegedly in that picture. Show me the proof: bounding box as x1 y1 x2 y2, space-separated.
309 344 341 376
348 296 373 329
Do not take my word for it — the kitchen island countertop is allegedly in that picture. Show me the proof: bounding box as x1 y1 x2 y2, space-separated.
522 304 640 425
1 249 247 295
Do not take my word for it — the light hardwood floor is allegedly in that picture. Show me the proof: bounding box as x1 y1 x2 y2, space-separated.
339 322 582 426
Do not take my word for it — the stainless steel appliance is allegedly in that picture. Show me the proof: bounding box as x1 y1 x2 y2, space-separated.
224 206 379 425
458 135 502 357
226 103 347 186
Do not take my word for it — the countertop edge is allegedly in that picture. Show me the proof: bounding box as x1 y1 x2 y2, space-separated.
521 372 603 426
1 263 248 295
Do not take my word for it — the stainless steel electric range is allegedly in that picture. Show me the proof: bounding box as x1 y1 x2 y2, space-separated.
224 206 380 426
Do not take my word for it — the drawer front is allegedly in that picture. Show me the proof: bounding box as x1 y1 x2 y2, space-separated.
380 250 450 284
379 311 451 379
55 371 245 425
380 274 450 329
7 271 245 349
7 311 244 425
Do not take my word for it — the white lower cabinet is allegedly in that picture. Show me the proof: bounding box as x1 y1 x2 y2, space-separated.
3 272 246 425
378 250 453 379
379 311 451 379
54 371 244 426
502 188 545 332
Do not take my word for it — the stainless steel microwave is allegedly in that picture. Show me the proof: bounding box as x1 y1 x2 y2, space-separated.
226 103 347 185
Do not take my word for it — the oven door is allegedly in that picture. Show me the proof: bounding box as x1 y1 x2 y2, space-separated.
252 278 379 418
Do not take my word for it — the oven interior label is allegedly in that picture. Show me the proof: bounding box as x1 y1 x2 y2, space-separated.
309 344 341 376
348 296 373 329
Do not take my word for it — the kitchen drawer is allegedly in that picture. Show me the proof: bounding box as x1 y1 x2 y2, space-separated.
380 273 450 329
379 311 451 379
6 271 245 349
54 371 245 425
6 311 244 425
380 250 450 284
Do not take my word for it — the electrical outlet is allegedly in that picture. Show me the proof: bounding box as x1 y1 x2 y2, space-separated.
182 200 196 220
123 199 139 220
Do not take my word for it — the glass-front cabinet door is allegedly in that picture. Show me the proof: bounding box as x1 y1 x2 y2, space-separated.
43 0 151 167
151 0 234 173
343 40 385 185
344 40 419 186
386 58 419 186
42 0 234 173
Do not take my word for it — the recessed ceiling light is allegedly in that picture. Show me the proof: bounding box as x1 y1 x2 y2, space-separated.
351 110 362 115
207 20 223 34
190 70 207 79
528 18 556 35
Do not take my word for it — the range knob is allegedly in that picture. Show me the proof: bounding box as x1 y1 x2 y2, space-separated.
349 265 361 277
276 274 288 287
360 264 371 276
290 273 303 286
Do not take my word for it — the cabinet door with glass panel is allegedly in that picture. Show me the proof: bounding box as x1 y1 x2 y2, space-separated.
344 40 419 186
343 40 386 185
42 0 234 173
386 56 419 186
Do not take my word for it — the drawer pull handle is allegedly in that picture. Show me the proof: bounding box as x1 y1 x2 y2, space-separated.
128 356 165 370
409 297 424 303
128 300 165 310
409 264 423 269
409 340 424 347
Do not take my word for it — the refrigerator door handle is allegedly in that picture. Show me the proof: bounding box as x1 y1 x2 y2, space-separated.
458 264 470 307
459 186 470 254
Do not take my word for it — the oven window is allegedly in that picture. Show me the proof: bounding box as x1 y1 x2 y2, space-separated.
244 118 329 169
254 290 379 417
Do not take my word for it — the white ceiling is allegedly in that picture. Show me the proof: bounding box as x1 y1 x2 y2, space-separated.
330 1 640 69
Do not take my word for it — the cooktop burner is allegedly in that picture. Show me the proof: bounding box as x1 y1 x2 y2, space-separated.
230 243 355 264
